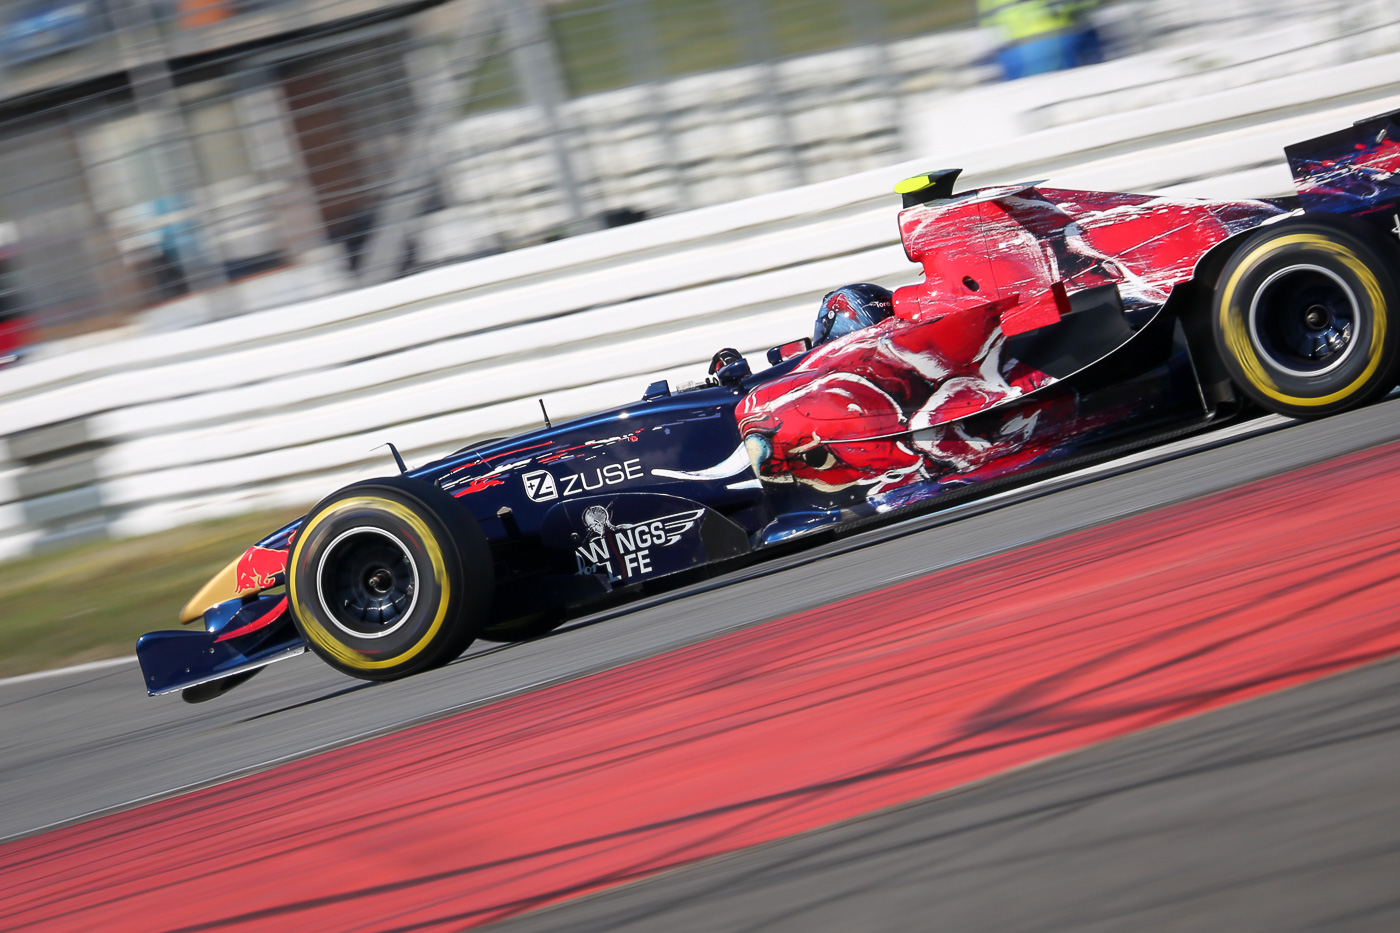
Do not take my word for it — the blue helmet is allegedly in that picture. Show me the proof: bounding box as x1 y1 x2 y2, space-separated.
813 284 894 346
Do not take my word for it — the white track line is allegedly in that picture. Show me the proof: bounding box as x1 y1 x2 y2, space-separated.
0 655 136 689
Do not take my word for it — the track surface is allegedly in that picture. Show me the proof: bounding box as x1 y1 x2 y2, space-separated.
495 654 1400 933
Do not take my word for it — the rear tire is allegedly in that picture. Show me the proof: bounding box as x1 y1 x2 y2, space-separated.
287 477 492 681
1211 218 1400 418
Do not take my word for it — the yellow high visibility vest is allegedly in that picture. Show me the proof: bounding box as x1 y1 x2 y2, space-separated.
977 0 1077 43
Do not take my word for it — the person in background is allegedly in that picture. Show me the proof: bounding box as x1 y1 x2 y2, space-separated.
1060 0 1104 67
978 0 1101 81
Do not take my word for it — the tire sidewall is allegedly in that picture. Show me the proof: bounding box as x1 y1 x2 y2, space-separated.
288 481 479 679
1213 220 1399 417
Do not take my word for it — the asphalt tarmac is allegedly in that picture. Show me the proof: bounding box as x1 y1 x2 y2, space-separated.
490 653 1400 933
2 396 1400 853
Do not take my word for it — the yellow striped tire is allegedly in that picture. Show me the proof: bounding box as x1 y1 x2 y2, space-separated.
1211 219 1400 419
287 477 491 681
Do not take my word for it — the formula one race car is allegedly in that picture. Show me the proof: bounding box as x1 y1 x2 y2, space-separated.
139 111 1400 701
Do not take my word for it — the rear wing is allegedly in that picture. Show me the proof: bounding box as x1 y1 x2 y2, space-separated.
1285 109 1400 228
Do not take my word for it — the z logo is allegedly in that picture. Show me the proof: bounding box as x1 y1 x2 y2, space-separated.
523 470 558 502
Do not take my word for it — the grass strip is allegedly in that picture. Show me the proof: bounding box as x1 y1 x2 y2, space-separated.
0 508 304 679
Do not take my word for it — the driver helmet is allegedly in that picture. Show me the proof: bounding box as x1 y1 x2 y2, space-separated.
813 284 894 345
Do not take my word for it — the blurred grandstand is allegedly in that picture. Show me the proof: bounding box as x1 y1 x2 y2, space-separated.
0 0 1377 344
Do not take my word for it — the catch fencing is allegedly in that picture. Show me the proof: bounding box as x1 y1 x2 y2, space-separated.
0 0 985 343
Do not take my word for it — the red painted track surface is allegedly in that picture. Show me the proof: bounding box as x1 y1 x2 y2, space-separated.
7 442 1400 933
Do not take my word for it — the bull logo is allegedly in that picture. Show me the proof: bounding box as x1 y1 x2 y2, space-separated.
736 306 1068 502
236 546 287 593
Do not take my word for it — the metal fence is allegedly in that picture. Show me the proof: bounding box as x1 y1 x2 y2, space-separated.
0 0 1380 343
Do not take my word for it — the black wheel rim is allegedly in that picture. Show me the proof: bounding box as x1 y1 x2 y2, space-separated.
1248 264 1359 377
315 527 419 639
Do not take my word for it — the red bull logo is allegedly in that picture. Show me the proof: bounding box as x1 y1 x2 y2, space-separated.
736 302 1073 500
236 546 287 593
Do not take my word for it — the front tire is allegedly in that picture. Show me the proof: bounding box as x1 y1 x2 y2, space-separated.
1211 219 1400 418
287 477 492 681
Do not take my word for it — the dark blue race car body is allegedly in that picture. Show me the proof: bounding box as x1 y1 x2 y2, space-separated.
139 112 1400 701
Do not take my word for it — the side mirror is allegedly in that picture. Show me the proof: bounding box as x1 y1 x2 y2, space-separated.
709 348 750 385
767 337 812 366
715 358 751 385
709 347 744 375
